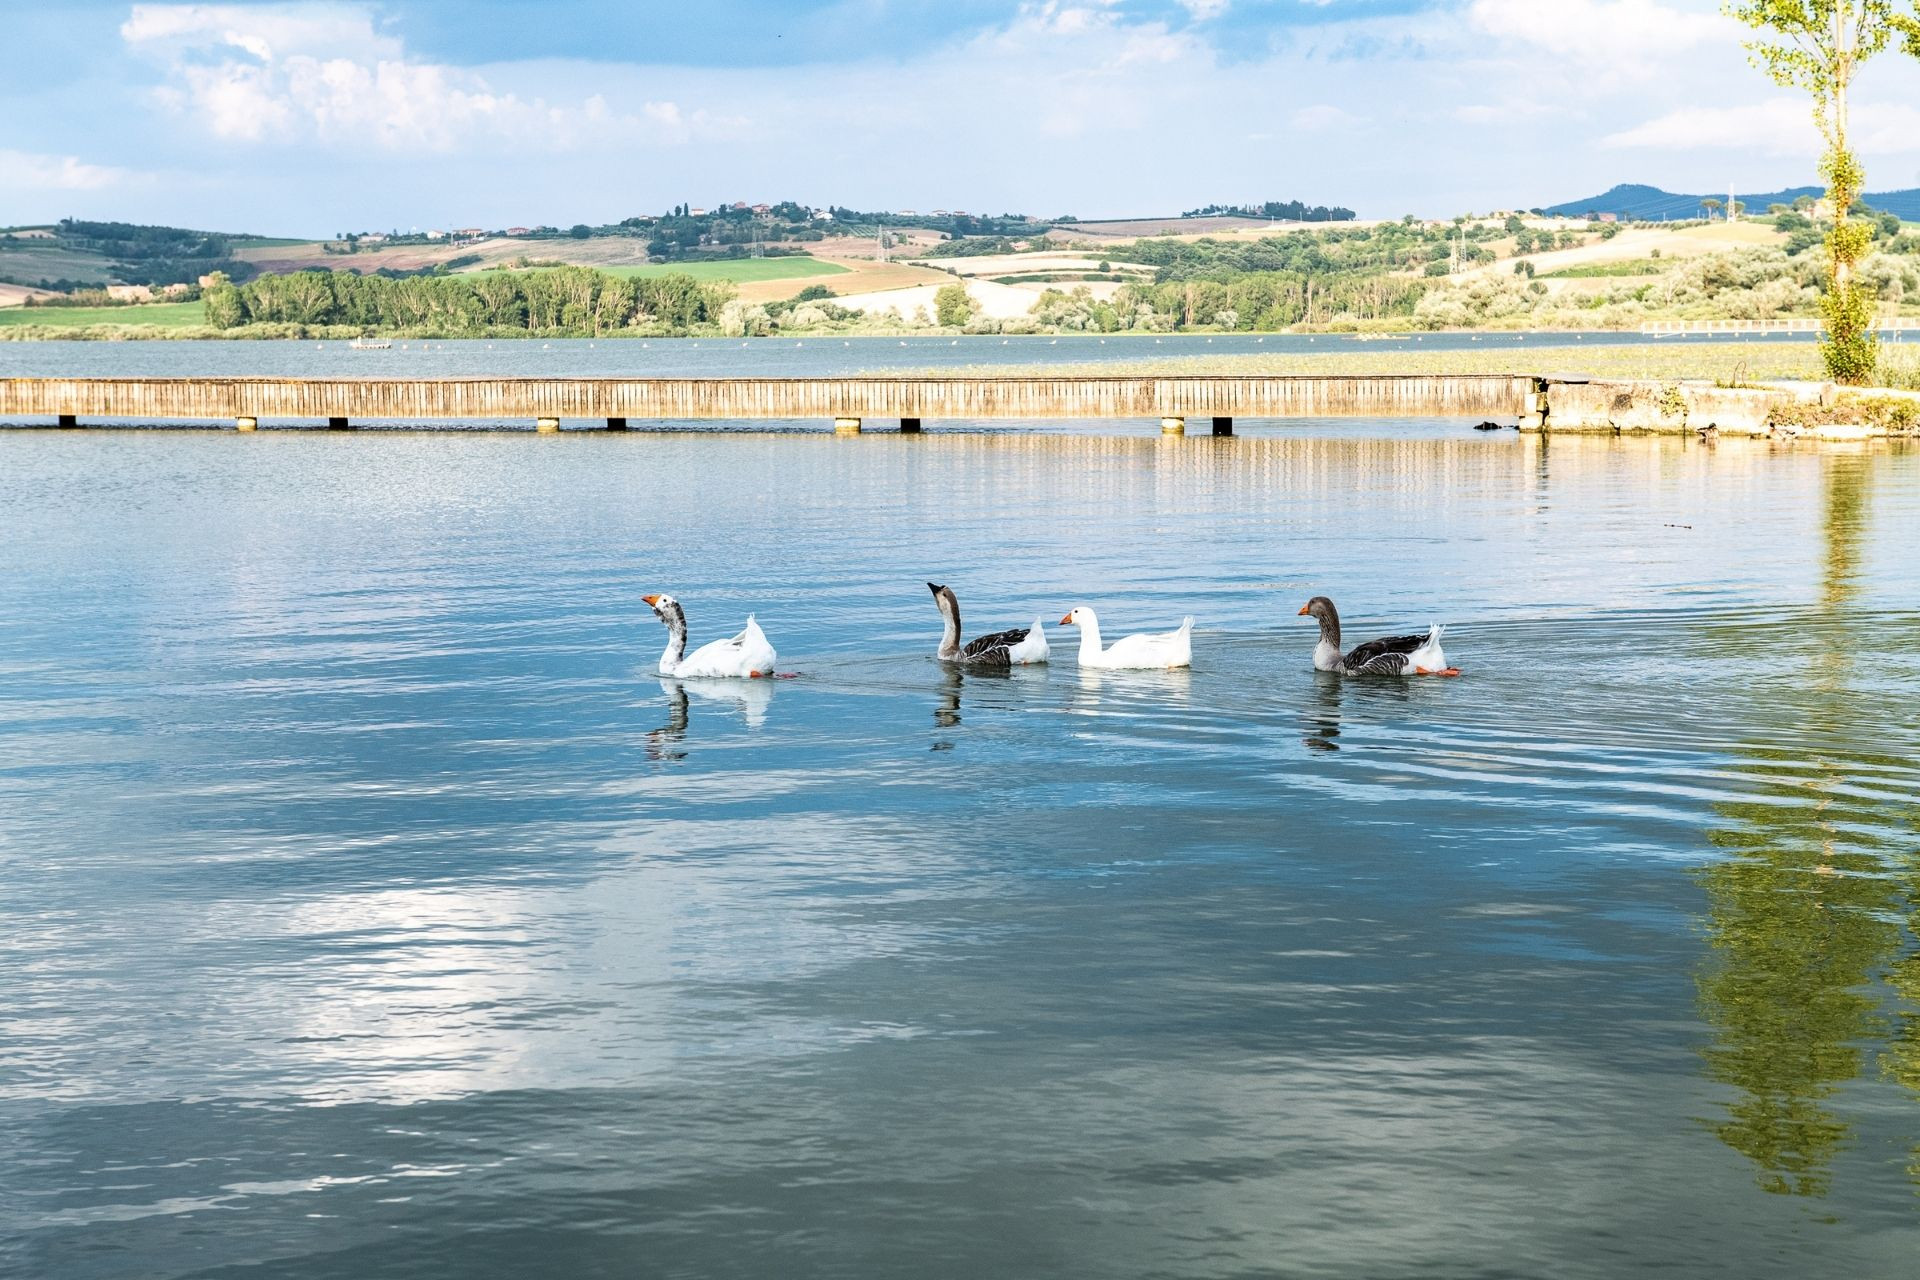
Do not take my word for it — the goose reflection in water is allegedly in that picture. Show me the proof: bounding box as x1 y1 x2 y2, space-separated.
932 665 1019 748
1304 672 1418 752
1304 674 1343 752
1072 663 1193 705
647 676 776 761
647 680 690 761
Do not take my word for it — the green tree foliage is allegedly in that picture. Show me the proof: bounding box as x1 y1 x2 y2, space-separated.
53 218 255 287
224 268 732 335
1725 0 1920 382
934 282 976 327
201 271 244 329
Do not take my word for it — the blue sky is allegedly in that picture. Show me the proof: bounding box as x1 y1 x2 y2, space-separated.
8 0 1920 234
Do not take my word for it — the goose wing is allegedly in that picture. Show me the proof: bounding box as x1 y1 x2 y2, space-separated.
961 626 1032 664
1341 632 1429 675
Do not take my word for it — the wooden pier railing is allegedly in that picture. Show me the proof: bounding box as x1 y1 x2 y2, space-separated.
0 374 1533 434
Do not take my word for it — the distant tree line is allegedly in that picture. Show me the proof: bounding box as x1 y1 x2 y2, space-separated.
1182 201 1357 222
1107 222 1491 280
826 208 1046 238
54 218 256 288
203 267 734 334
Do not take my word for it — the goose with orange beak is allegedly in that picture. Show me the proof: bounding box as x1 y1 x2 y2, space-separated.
643 593 778 679
1058 606 1192 670
1298 596 1457 676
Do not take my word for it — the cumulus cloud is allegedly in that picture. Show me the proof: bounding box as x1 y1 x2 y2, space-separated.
1468 0 1726 73
121 1 734 151
0 149 138 191
1603 98 1920 156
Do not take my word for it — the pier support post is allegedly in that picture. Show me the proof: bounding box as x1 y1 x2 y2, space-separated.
56 413 78 429
900 417 922 433
607 417 628 431
1160 416 1186 436
235 416 257 432
1518 381 1549 433
328 416 352 431
536 417 560 434
834 416 862 435
1211 416 1234 436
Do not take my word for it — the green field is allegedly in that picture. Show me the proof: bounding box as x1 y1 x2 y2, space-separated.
0 300 206 328
464 257 850 284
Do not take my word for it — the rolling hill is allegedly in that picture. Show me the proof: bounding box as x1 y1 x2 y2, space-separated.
1543 182 1920 221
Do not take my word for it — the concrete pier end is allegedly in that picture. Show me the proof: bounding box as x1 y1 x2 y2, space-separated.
535 417 561 433
834 416 862 435
235 416 258 432
1160 416 1186 436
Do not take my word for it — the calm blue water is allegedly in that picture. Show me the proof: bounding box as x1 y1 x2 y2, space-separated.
3 427 1919 1278
0 330 1846 379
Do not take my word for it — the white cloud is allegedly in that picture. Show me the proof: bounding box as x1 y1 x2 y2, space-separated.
1468 0 1726 72
122 1 734 152
122 2 401 61
1179 0 1232 19
0 149 137 191
1603 98 1920 157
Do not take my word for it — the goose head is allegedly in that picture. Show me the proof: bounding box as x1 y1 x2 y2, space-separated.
1059 607 1090 627
642 593 684 627
1297 596 1340 644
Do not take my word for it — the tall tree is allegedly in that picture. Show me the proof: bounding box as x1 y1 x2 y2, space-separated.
1725 1 1920 382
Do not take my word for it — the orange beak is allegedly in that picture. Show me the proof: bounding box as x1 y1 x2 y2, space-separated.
1296 604 1311 616
1059 613 1075 625
642 594 660 606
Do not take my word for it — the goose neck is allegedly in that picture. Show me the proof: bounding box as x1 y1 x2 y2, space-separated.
656 603 688 673
1076 611 1104 659
935 592 961 661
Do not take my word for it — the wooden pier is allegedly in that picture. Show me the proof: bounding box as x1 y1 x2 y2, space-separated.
0 374 1533 434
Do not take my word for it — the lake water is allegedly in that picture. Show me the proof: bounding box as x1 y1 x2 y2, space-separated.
3 425 1919 1278
0 330 1835 380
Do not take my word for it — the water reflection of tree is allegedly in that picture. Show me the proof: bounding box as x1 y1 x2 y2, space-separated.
1694 452 1908 1197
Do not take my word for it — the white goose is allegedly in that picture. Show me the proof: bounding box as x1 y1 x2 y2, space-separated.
643 593 777 679
1059 607 1192 669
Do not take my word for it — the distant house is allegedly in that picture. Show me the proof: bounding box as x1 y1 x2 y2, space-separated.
1597 212 1619 223
506 227 531 236
751 203 771 215
689 208 708 217
812 208 833 221
931 209 949 216
425 229 447 240
732 201 749 211
360 232 388 243
898 209 917 216
454 227 485 238
953 210 968 216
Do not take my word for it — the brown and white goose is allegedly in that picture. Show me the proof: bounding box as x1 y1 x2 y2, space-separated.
1298 596 1457 676
929 583 1049 666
